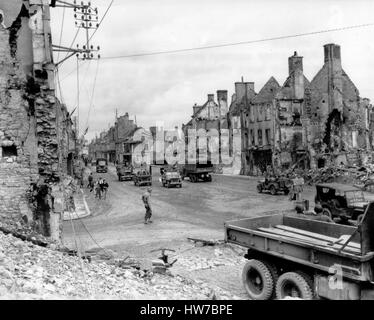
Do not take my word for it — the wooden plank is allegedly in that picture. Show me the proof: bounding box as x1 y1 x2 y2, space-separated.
227 225 362 259
258 227 361 255
275 225 360 250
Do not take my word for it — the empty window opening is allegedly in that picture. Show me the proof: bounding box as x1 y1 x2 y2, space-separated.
2 145 17 157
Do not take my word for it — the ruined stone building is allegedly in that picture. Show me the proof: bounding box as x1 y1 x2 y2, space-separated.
304 44 371 168
272 51 311 171
0 1 76 241
229 44 371 175
182 91 230 171
236 77 280 175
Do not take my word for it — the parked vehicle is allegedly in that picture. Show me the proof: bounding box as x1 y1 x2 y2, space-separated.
161 170 182 188
225 202 374 300
181 162 213 183
257 176 291 195
116 164 133 181
133 170 152 187
96 158 108 173
315 183 368 223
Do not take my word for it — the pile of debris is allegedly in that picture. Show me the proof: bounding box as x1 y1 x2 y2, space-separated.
0 230 237 300
285 164 374 187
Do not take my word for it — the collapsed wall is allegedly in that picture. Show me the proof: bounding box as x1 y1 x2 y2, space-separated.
0 2 69 242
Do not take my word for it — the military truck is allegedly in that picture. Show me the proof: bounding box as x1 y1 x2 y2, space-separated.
257 176 291 195
161 170 182 188
181 162 213 183
133 169 152 187
96 158 108 173
225 202 374 300
116 163 134 181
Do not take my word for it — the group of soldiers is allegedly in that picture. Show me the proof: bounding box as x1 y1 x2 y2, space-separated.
87 173 109 200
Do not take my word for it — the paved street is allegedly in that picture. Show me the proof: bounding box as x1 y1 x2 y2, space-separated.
63 166 305 250
63 166 315 298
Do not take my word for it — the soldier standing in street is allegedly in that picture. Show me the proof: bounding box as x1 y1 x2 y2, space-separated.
142 187 153 224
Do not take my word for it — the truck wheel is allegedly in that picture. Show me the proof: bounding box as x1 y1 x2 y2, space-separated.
270 185 277 195
322 207 332 219
257 185 263 193
242 259 275 300
275 272 314 300
207 175 212 182
284 188 290 195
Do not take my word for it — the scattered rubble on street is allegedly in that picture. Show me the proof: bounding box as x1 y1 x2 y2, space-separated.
0 230 239 300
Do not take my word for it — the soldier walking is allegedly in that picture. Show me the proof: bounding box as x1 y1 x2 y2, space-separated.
142 187 153 224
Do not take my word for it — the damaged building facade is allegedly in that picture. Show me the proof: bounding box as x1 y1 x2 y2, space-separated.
182 91 235 173
237 44 372 175
0 0 76 241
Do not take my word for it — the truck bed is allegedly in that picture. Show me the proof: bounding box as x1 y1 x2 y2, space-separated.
225 213 374 282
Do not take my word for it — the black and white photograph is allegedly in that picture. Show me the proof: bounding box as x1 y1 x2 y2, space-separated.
0 0 374 308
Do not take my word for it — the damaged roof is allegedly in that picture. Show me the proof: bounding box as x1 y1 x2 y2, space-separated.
253 77 280 104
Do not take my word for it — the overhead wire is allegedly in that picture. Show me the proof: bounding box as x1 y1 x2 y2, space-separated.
101 23 374 59
89 0 114 41
85 59 100 133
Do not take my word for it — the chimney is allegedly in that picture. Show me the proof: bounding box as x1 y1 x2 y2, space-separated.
245 82 255 92
235 82 246 102
324 44 343 112
288 51 303 75
207 94 214 102
217 90 228 116
324 43 341 66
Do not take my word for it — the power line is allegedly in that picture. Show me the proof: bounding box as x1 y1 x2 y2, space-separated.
101 23 374 60
85 59 100 131
89 0 114 41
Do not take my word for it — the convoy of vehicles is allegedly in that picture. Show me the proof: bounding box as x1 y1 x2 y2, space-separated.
225 202 374 300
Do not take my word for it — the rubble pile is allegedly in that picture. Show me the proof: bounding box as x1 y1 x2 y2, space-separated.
0 216 52 247
0 231 236 300
286 164 374 186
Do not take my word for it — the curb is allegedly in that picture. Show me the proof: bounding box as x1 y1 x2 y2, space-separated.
63 190 91 221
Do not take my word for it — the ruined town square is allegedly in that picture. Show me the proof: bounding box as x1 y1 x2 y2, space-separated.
2 0 374 310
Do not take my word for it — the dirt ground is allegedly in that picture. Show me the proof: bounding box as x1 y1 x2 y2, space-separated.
63 165 316 299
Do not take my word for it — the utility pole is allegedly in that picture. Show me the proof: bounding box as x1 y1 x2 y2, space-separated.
52 1 101 66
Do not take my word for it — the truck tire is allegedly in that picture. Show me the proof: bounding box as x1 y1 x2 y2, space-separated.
242 259 275 300
284 188 290 195
206 175 212 182
270 185 277 195
275 272 314 300
322 207 332 219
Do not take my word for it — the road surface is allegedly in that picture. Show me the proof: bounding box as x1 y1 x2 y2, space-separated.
63 166 314 298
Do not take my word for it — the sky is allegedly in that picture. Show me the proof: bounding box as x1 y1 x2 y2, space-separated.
50 0 374 141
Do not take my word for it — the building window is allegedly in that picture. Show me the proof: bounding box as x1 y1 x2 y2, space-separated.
250 129 255 146
258 129 263 146
265 129 271 145
2 145 17 157
250 106 255 122
265 104 271 121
